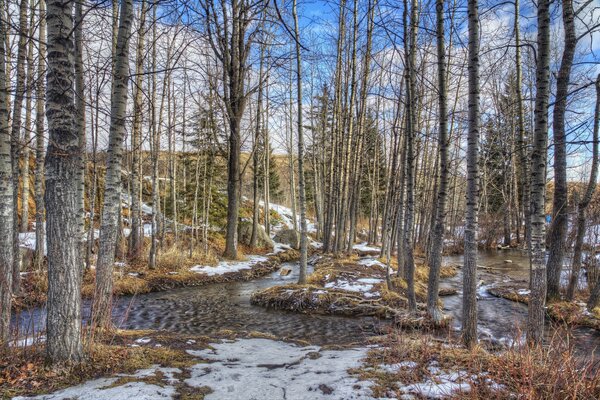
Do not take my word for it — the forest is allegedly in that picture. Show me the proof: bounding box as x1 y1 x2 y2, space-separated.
0 0 599 398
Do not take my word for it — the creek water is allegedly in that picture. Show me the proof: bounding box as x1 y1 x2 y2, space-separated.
12 249 600 355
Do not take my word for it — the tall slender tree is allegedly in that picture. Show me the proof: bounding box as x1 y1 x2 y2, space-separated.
34 0 46 270
528 0 551 345
547 0 576 301
291 0 308 284
92 0 134 328
427 0 449 324
128 0 147 259
0 0 13 344
462 0 480 348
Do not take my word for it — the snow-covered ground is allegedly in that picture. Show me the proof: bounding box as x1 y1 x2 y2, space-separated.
13 338 376 400
353 242 381 253
324 278 383 298
190 255 269 276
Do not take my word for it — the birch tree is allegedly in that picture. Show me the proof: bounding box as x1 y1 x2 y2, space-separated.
92 0 134 328
0 0 13 344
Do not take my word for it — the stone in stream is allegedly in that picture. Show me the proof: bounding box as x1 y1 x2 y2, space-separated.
504 260 513 263
238 220 274 249
273 228 300 249
279 267 292 276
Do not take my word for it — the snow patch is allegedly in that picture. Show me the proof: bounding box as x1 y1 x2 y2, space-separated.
324 278 383 296
190 255 268 276
185 338 373 400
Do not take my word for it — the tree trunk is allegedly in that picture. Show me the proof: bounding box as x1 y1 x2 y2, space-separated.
0 0 13 344
33 0 46 271
584 75 600 308
514 0 530 249
45 0 83 362
11 0 29 294
292 0 308 284
462 0 480 348
74 0 85 269
403 0 418 313
427 0 449 325
128 0 147 259
250 40 265 249
92 0 134 329
527 0 551 345
20 0 35 233
546 0 576 301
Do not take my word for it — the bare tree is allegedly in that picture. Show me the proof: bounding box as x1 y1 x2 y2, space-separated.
426 0 449 325
0 0 13 344
200 0 265 259
33 0 46 270
92 0 134 328
527 0 551 345
128 0 147 259
462 0 480 348
546 0 576 301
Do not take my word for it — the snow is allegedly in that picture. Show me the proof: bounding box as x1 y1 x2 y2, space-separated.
190 255 268 276
268 242 292 255
353 242 381 252
398 370 472 399
134 337 152 344
324 278 383 296
13 377 177 400
185 338 373 400
357 258 386 268
379 361 418 372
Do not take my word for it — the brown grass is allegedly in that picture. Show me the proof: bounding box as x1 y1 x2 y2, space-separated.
15 239 299 312
0 330 201 398
355 328 600 399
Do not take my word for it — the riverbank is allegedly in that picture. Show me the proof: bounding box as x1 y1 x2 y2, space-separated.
14 243 300 312
251 252 458 326
487 283 600 331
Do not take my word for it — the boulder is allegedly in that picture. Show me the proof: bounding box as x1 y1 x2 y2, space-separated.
238 220 274 249
274 229 300 249
279 267 292 276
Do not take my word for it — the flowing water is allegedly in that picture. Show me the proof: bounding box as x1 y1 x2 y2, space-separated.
12 249 600 354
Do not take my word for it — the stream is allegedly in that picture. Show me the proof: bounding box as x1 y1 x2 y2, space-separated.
11 249 600 355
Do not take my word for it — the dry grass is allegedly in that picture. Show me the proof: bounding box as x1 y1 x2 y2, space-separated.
355 328 600 399
252 255 457 326
15 239 299 311
0 330 201 398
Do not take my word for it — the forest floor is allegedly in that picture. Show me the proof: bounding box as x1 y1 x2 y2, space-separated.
7 200 600 399
5 326 600 399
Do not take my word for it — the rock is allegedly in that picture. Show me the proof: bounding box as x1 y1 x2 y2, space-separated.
504 259 513 263
279 267 292 276
238 220 274 249
273 228 300 249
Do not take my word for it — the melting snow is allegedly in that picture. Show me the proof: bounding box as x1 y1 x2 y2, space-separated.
190 255 268 276
324 278 383 295
353 243 381 252
185 338 373 400
13 376 177 400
